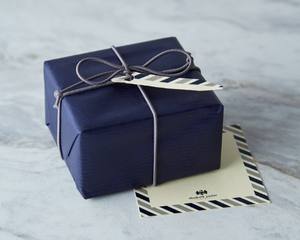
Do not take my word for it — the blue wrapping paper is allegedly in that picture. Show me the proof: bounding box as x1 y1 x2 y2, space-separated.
44 37 224 199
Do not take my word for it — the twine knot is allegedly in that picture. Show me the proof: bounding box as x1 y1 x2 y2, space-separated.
53 90 63 109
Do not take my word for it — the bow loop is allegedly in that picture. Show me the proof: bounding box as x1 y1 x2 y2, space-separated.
75 46 200 87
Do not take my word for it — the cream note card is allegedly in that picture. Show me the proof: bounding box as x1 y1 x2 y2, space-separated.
134 125 270 218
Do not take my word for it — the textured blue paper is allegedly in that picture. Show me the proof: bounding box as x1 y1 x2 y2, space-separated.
44 37 224 199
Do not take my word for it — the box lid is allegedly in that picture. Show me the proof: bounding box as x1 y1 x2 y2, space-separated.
44 37 223 160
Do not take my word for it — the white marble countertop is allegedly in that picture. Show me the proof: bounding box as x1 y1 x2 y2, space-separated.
1 0 300 239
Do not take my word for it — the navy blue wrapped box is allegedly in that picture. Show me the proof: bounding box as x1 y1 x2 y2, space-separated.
44 37 223 199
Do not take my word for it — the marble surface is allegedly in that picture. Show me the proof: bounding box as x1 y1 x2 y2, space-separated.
1 0 300 239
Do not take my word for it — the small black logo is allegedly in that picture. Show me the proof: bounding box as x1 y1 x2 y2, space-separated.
196 190 207 195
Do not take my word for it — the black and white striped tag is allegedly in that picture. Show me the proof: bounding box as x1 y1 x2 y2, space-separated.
112 72 223 91
134 125 270 218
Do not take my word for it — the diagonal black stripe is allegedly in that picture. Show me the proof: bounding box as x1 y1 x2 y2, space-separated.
244 162 258 171
135 73 148 79
161 77 177 83
190 80 203 85
135 192 150 202
185 203 205 211
209 200 230 208
234 135 247 143
230 124 242 130
160 206 181 214
234 197 254 205
239 148 252 157
255 191 270 201
249 176 263 185
139 207 156 216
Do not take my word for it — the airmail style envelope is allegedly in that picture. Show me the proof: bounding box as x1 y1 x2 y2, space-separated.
134 125 270 218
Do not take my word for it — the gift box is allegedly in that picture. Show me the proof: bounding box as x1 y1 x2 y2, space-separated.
44 37 224 199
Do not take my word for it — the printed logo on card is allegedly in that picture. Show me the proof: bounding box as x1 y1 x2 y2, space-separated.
196 190 208 195
189 189 217 200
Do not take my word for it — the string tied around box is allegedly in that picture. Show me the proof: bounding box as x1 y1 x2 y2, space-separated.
53 45 200 186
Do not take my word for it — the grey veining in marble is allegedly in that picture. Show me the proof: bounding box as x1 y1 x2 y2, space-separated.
0 0 300 239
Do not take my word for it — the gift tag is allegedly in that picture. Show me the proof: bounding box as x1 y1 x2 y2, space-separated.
112 72 223 91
